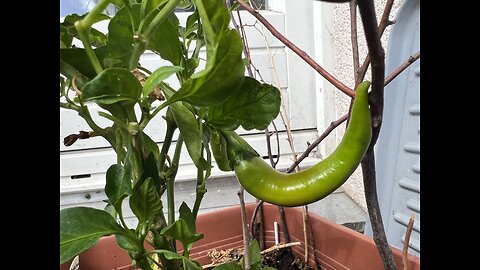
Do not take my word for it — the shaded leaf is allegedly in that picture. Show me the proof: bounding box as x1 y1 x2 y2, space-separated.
179 202 196 232
139 152 164 193
212 262 242 270
148 12 184 66
169 101 209 170
161 219 204 252
60 207 124 264
141 0 168 18
82 68 142 104
105 164 133 212
248 239 262 267
206 77 281 131
60 47 111 79
169 29 245 106
241 239 262 270
165 0 244 106
107 4 141 66
115 234 140 251
159 250 203 270
129 178 163 223
143 66 183 97
142 132 160 161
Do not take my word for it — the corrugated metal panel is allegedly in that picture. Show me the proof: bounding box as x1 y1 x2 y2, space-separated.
364 0 420 256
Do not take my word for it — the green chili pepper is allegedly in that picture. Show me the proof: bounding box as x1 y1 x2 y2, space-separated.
222 81 372 207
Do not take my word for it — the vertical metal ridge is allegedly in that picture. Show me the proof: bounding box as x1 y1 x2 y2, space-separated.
412 162 420 174
404 142 420 154
406 199 420 213
408 104 420 115
399 178 420 193
393 212 420 232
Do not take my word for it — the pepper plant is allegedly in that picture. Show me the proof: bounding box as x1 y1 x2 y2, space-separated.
60 0 281 269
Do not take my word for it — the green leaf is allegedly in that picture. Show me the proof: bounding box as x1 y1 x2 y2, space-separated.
158 250 203 270
178 0 193 9
129 178 163 223
206 77 281 131
165 0 245 106
169 101 209 170
141 0 168 18
115 234 140 251
248 239 262 267
139 152 164 193
60 13 110 49
60 25 73 48
104 203 117 219
179 202 196 232
107 4 142 66
82 68 142 104
61 13 111 27
60 207 124 264
148 12 184 66
143 66 183 97
161 219 204 252
169 29 245 106
105 164 133 212
184 10 199 38
212 262 242 270
142 132 160 161
60 47 111 80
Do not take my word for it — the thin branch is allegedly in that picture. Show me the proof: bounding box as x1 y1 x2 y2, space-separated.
350 0 361 85
260 242 301 255
250 200 265 236
302 206 309 264
385 51 420 86
402 213 415 270
357 0 395 81
358 0 385 146
361 149 396 270
306 206 322 270
235 0 355 97
237 188 251 270
286 114 348 173
278 206 291 243
358 1 395 270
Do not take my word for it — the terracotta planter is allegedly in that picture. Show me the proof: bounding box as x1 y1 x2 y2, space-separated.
61 203 420 269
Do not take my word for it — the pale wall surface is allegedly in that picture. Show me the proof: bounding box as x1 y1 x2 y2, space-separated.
324 0 404 211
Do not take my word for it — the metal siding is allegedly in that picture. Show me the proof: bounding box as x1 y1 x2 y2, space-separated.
364 0 420 256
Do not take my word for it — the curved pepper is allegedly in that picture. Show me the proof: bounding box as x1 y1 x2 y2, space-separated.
222 81 372 207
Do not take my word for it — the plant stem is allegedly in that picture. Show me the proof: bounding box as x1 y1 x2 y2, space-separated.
286 114 348 173
385 51 420 86
361 149 397 270
357 0 395 82
235 0 355 97
350 0 361 85
158 117 177 174
237 187 251 270
357 1 396 269
129 0 181 70
60 59 89 88
167 134 184 227
74 0 112 75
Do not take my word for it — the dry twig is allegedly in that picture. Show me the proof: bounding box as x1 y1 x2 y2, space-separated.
235 0 354 97
402 213 415 270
